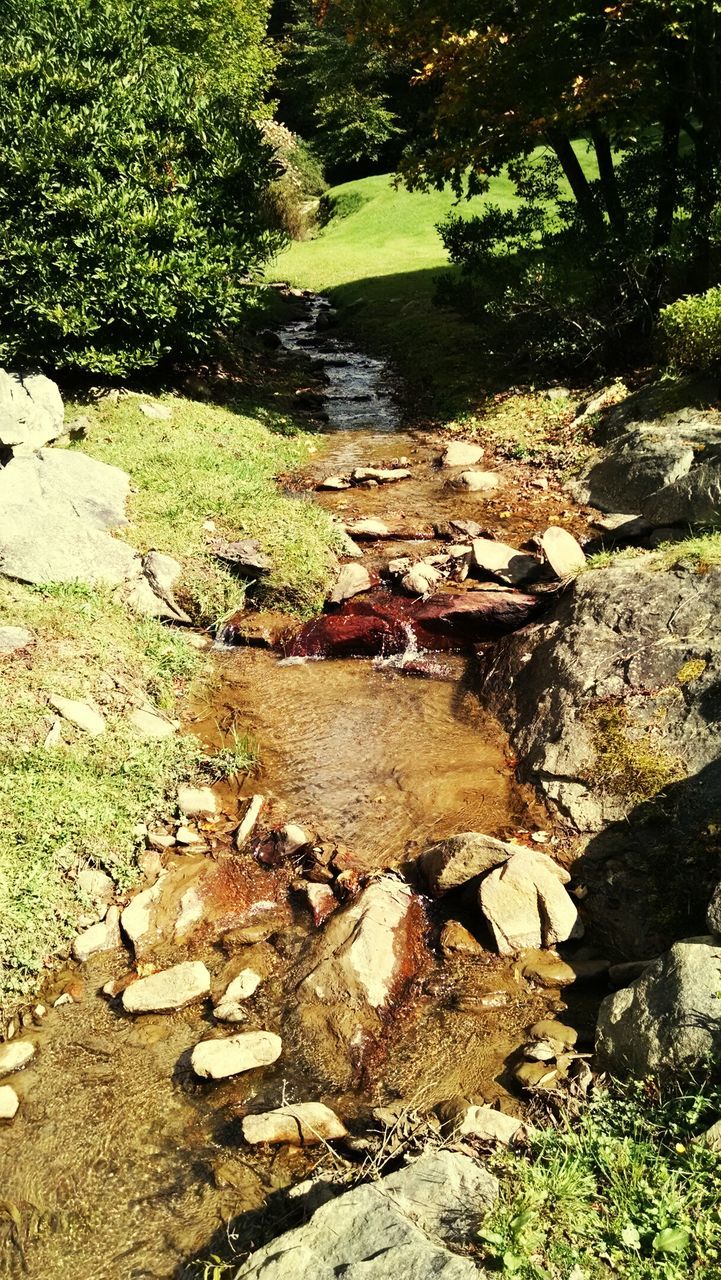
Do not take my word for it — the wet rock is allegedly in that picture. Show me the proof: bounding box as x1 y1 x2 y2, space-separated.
596 938 721 1077
242 1102 347 1146
218 969 261 1004
72 906 121 962
0 625 35 656
279 823 311 857
295 881 338 927
233 1148 497 1278
122 961 211 1013
445 518 489 540
521 953 578 987
455 1104 522 1145
479 849 580 955
48 695 106 737
177 784 218 818
343 517 390 540
529 1019 577 1048
471 537 539 585
413 590 542 644
0 1085 19 1119
350 466 411 484
400 562 443 598
643 461 721 528
328 563 375 604
318 474 352 491
218 609 295 649
440 441 484 468
420 831 513 895
0 1040 35 1074
439 920 483 957
191 1030 282 1080
128 707 177 739
284 603 408 659
539 527 586 578
450 469 501 492
236 794 265 847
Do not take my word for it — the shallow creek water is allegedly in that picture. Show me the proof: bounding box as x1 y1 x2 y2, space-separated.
0 297 586 1280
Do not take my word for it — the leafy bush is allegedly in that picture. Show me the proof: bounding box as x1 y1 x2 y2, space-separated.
658 288 721 372
263 121 326 240
0 0 283 375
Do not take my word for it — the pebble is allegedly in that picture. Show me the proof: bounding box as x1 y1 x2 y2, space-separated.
0 1040 35 1075
191 1030 282 1080
122 961 211 1013
0 1085 19 1119
456 1103 522 1145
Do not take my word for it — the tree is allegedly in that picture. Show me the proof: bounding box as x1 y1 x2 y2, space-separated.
0 0 283 376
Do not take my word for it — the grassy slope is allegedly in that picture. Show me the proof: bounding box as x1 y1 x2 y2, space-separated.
273 150 597 417
0 390 336 1009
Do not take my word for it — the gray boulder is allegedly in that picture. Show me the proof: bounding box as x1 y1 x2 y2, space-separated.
577 428 694 514
419 832 513 895
234 1149 496 1279
0 369 64 454
596 938 721 1077
643 462 721 528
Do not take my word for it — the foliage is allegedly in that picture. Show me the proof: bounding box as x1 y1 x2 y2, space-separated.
0 0 282 375
480 1079 721 1279
263 120 327 240
659 287 721 371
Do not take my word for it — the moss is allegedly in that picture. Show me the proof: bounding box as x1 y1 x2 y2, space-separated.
583 700 686 803
676 658 708 685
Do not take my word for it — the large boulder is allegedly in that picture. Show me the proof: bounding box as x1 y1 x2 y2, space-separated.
642 462 721 528
233 1149 497 1279
0 369 64 454
576 428 694 514
595 939 721 1077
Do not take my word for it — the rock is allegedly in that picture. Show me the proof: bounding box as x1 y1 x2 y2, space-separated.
450 470 501 492
0 1040 35 1075
177 785 218 818
125 551 191 623
0 1085 19 1119
318 475 351 491
233 1149 497 1278
439 920 483 957
77 867 115 906
350 467 411 484
128 707 176 739
191 1030 282 1079
48 695 106 737
595 938 721 1077
696 1119 721 1152
209 537 272 574
0 369 64 453
471 537 539 585
520 1039 558 1061
72 906 121 962
279 824 311 857
608 960 655 987
592 512 653 537
529 1019 577 1048
400 562 443 598
574 381 628 422
236 794 265 847
521 953 576 987
0 449 138 587
479 848 580 955
707 880 721 935
218 969 261 1004
122 961 211 1013
420 831 514 895
648 526 687 547
455 1104 522 1145
139 401 173 420
219 610 295 649
539 527 586 578
643 462 721 528
0 625 35 656
343 518 391 540
297 881 338 927
441 441 485 468
242 1102 347 1146
514 1060 559 1090
328 563 375 605
578 430 694 514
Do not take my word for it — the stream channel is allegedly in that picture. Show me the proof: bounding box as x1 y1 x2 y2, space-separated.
0 295 590 1280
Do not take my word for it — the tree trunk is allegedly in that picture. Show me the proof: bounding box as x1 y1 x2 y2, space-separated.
689 0 721 292
590 123 626 237
549 131 605 236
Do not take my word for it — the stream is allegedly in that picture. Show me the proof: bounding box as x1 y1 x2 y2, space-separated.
0 295 591 1280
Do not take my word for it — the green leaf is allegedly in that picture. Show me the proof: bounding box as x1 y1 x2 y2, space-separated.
653 1226 691 1254
503 1252 523 1273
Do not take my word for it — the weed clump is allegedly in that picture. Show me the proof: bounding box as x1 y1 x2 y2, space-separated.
583 700 686 803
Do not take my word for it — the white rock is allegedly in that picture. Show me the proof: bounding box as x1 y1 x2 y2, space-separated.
128 707 176 739
0 369 64 453
0 1040 35 1075
139 401 173 420
540 527 586 578
456 1104 522 1145
329 563 373 605
441 441 484 468
242 1102 347 1146
219 969 261 1002
122 961 211 1013
450 470 501 492
121 875 167 948
177 785 218 818
0 625 35 656
280 824 311 856
72 906 121 962
77 867 115 905
400 562 443 598
48 695 106 737
318 474 351 491
471 537 538 585
343 518 390 540
236 794 265 847
479 848 580 955
191 1030 282 1079
0 1085 19 1119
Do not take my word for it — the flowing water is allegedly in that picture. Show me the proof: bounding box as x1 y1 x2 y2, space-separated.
0 295 582 1280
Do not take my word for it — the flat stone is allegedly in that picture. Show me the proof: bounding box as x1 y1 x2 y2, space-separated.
72 906 121 962
350 467 411 484
128 707 176 739
420 831 513 895
592 512 652 537
439 920 483 957
441 441 484 468
450 470 500 492
139 401 173 420
0 625 35 656
0 1040 35 1075
0 369 64 452
47 695 106 737
343 518 390 540
177 785 218 818
0 1085 19 1119
456 1104 522 1145
318 475 352 491
472 537 539 585
521 954 578 987
236 794 265 847
191 1030 282 1080
122 961 211 1013
529 1019 577 1048
242 1102 347 1146
540 527 586 578
328 563 374 604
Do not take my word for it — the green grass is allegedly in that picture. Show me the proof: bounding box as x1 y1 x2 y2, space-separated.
584 533 721 576
479 1080 721 1279
76 391 338 624
273 147 599 417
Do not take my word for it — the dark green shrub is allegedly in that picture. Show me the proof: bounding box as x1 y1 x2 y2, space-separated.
0 0 283 375
658 289 721 372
